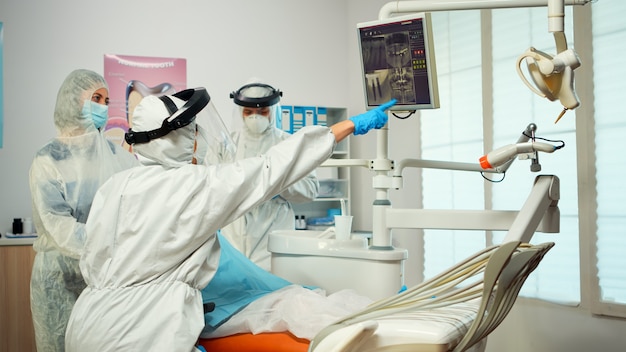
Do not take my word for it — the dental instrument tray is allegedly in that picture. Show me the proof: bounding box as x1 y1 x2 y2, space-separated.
317 179 348 198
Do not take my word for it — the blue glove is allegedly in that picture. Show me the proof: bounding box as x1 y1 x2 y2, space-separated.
349 99 397 135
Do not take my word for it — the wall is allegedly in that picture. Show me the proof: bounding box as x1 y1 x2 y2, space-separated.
489 298 626 352
0 0 350 234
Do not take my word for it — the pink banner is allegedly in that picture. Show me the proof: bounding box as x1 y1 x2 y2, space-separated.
103 54 187 148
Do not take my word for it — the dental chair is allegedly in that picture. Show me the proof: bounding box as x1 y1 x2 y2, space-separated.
197 240 553 352
308 240 555 352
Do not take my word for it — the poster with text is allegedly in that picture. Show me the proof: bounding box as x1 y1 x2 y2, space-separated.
103 54 187 149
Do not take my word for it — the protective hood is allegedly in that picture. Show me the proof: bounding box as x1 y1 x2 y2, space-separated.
54 69 108 137
131 95 195 168
130 90 236 168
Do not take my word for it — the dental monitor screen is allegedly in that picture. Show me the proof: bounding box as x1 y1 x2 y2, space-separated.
357 13 439 111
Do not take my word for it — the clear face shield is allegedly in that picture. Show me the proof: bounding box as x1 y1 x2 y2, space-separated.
230 83 283 133
124 87 236 165
195 100 237 165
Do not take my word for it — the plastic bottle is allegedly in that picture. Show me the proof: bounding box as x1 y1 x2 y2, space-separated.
295 215 307 230
12 218 23 234
299 216 307 230
23 218 33 234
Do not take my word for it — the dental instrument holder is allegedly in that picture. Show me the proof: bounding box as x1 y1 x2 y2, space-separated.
369 125 560 249
517 0 582 111
516 46 581 110
319 121 560 250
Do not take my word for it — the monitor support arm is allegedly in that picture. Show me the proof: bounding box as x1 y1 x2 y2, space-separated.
378 0 591 20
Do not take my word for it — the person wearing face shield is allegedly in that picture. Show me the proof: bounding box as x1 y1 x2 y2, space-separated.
63 86 395 351
219 81 319 270
28 69 140 352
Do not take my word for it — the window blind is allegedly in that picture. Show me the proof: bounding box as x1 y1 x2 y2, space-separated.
421 11 486 279
418 3 626 315
592 2 626 306
421 8 581 304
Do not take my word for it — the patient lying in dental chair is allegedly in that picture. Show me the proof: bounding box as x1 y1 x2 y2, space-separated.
200 234 553 352
200 233 374 340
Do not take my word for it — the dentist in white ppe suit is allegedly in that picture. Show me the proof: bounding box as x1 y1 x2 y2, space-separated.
65 87 396 352
220 81 319 270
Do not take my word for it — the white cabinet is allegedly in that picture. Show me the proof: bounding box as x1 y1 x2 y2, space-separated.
280 105 351 228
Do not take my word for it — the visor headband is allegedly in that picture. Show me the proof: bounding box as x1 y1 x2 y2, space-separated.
125 87 210 145
159 95 179 115
230 83 282 108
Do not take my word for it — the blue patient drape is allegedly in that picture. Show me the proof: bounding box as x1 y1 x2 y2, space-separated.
201 232 293 333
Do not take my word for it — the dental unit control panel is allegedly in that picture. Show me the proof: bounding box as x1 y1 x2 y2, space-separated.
357 12 439 111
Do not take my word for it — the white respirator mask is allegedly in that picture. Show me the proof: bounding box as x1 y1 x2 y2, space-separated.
244 114 270 134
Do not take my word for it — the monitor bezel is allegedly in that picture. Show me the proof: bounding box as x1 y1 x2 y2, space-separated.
357 12 440 112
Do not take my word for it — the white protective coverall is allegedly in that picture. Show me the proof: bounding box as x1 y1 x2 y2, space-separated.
29 69 139 352
65 94 336 352
221 83 318 270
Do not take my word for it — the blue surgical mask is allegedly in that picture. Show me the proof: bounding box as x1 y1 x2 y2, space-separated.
82 100 109 129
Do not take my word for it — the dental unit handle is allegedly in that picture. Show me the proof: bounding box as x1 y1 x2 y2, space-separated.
479 142 557 170
522 48 580 76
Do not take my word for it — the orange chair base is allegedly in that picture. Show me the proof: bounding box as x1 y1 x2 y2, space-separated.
198 332 309 352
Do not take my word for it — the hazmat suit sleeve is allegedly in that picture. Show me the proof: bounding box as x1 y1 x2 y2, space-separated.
29 156 87 258
29 141 139 259
272 129 319 203
210 125 334 229
275 165 319 203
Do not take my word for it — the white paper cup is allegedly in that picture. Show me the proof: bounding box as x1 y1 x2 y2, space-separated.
334 215 353 240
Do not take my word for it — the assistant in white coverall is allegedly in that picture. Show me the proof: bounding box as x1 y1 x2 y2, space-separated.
65 87 396 352
29 69 139 352
220 81 319 270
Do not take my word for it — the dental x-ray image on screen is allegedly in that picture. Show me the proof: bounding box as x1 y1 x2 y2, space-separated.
357 13 439 111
